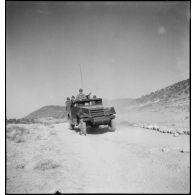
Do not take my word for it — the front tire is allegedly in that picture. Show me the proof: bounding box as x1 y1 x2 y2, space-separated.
109 119 116 131
79 119 87 135
69 119 75 130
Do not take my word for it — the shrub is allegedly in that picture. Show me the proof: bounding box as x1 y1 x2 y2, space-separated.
34 160 60 171
6 125 29 143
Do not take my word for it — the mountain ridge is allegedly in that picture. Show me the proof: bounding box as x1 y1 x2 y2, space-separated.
23 78 189 120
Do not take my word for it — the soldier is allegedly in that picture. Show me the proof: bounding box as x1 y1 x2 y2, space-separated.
65 97 71 112
92 95 97 105
76 88 86 100
71 96 75 107
71 95 75 103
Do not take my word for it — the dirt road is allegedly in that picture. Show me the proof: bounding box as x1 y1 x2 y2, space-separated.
6 122 190 193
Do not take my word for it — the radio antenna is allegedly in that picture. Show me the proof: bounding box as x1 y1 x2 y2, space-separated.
79 64 84 89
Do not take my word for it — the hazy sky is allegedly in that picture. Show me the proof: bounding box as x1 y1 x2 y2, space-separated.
6 1 190 118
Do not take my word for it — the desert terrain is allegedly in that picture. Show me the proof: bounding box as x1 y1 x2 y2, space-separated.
6 79 190 193
6 2 190 193
6 120 189 193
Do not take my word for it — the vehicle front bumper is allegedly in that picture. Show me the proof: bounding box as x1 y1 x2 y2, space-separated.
83 115 115 125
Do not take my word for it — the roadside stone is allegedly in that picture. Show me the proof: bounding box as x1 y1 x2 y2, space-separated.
180 147 190 153
154 125 159 131
173 132 179 137
158 129 162 132
162 147 169 152
177 129 183 135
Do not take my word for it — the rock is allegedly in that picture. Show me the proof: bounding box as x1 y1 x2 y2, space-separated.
160 129 163 133
143 124 149 129
16 164 25 169
173 132 179 137
183 130 190 135
180 148 190 153
154 125 159 131
177 130 183 135
162 147 169 152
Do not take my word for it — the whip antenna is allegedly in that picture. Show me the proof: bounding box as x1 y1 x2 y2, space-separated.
79 64 84 89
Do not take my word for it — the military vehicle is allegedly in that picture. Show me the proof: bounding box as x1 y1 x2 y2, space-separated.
67 98 116 135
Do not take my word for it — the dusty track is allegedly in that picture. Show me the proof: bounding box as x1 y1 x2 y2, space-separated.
6 122 190 193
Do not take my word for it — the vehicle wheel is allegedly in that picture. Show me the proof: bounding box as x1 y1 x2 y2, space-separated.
69 120 74 130
109 119 116 131
79 119 87 135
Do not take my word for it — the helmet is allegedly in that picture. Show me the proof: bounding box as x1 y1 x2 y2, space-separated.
79 88 83 92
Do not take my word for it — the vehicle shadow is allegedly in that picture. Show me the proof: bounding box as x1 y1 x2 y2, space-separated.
70 126 113 135
87 126 112 135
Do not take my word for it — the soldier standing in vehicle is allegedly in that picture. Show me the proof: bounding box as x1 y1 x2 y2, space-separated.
92 95 97 105
71 95 75 103
76 88 86 100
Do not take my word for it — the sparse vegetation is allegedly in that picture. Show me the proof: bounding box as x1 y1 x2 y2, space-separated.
6 125 30 143
16 164 25 169
34 160 60 171
24 105 66 121
6 118 36 124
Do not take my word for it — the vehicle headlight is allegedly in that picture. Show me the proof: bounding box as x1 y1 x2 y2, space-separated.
104 108 111 115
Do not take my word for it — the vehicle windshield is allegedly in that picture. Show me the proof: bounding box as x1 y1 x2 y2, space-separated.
92 100 102 105
73 99 102 106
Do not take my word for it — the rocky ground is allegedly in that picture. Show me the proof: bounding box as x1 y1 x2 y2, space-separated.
6 121 190 193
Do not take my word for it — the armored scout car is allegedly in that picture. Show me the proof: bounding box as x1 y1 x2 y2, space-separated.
67 98 116 135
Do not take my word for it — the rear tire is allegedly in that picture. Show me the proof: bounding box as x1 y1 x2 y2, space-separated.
79 119 87 135
109 119 116 131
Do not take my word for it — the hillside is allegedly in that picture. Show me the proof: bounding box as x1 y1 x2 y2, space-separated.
24 105 66 120
107 78 190 112
22 79 190 129
132 78 189 111
116 78 190 132
103 98 134 108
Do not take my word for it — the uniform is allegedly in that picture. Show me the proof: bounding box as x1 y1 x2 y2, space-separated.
76 93 86 100
65 100 71 112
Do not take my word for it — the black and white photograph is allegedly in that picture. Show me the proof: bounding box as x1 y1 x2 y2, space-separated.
6 1 190 193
